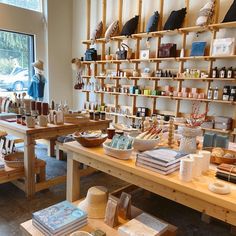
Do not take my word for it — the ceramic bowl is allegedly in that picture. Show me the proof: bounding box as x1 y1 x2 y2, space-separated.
70 231 92 236
128 133 160 152
73 132 107 147
103 142 133 160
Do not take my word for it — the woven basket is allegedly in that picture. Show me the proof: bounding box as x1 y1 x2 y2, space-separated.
204 147 236 165
4 152 24 168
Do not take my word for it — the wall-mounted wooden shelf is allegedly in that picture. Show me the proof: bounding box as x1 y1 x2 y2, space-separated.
80 0 236 135
82 21 236 45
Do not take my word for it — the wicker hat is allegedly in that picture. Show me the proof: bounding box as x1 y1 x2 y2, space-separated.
78 186 108 219
71 58 83 71
32 60 44 71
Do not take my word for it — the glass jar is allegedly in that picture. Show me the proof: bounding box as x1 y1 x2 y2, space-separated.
94 112 100 121
16 115 22 124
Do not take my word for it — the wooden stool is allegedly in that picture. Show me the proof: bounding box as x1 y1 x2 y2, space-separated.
35 159 46 183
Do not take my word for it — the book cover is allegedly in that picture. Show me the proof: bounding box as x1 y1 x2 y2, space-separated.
118 213 168 236
137 148 187 166
33 201 87 234
136 161 179 175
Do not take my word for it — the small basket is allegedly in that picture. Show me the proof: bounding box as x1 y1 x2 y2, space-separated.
141 72 153 78
204 147 236 165
4 152 24 168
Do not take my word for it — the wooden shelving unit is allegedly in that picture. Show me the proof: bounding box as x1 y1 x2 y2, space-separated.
80 0 236 135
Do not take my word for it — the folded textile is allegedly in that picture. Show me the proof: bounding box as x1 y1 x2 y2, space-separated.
216 171 236 184
217 163 236 174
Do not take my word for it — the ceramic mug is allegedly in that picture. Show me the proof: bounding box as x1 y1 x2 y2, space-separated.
38 115 48 127
26 116 35 128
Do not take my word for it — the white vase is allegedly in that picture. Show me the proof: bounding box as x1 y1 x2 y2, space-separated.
178 126 202 154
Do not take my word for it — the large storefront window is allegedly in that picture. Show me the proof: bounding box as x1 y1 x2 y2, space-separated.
0 0 41 12
0 30 34 95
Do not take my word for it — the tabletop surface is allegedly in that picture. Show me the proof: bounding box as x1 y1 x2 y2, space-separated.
64 141 236 212
0 120 79 135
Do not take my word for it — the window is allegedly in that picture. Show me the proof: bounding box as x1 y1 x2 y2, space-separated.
0 0 41 12
0 30 34 95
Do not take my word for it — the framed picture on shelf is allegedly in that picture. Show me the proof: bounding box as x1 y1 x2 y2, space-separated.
211 38 235 56
140 50 150 60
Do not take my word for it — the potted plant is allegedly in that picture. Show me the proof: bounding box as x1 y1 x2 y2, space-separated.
178 102 207 154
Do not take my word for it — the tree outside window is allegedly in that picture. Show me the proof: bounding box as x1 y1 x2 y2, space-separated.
0 0 41 12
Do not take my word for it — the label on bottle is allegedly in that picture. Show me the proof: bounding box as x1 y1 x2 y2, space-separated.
213 90 219 100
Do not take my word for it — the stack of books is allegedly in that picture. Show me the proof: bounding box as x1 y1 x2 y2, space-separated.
136 148 188 175
32 201 87 236
216 163 236 184
118 213 168 236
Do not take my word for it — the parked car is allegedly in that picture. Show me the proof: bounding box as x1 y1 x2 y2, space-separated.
0 68 29 91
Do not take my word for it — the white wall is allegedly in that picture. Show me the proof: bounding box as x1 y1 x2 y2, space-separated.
46 0 73 105
72 0 235 120
0 0 74 106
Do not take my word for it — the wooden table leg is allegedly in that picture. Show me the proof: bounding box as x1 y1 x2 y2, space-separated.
48 138 56 157
67 151 80 202
24 136 35 199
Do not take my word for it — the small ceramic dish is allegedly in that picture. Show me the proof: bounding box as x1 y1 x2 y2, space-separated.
103 142 133 160
128 133 160 152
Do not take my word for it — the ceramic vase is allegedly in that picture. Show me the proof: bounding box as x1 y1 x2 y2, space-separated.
178 126 202 154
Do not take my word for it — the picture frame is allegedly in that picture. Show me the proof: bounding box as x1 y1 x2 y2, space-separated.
211 38 235 56
140 50 150 60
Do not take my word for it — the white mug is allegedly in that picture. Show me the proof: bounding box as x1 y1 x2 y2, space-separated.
198 150 211 173
179 158 194 182
26 116 35 128
38 115 48 127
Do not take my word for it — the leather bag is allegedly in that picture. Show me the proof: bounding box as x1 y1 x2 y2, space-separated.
158 43 177 58
85 48 97 61
116 43 132 60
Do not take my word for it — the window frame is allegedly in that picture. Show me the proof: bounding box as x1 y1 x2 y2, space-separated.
0 29 36 93
0 0 42 12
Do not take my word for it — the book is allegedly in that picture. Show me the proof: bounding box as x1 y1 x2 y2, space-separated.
137 148 187 167
118 213 168 236
136 157 180 171
33 219 87 236
136 161 179 175
32 201 87 234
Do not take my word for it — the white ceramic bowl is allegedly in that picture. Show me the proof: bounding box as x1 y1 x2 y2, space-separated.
128 133 160 152
70 231 92 236
103 142 133 160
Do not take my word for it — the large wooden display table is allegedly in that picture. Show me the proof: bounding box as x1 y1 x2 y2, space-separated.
64 142 236 227
20 196 177 236
0 119 110 198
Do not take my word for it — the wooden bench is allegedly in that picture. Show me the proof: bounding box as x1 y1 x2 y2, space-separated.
0 158 46 192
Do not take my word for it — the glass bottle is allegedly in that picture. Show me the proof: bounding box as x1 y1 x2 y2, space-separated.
219 67 226 78
212 67 218 78
213 87 219 100
227 67 233 78
207 87 213 100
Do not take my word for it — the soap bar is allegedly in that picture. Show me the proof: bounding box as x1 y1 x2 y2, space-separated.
215 135 229 149
203 133 216 148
